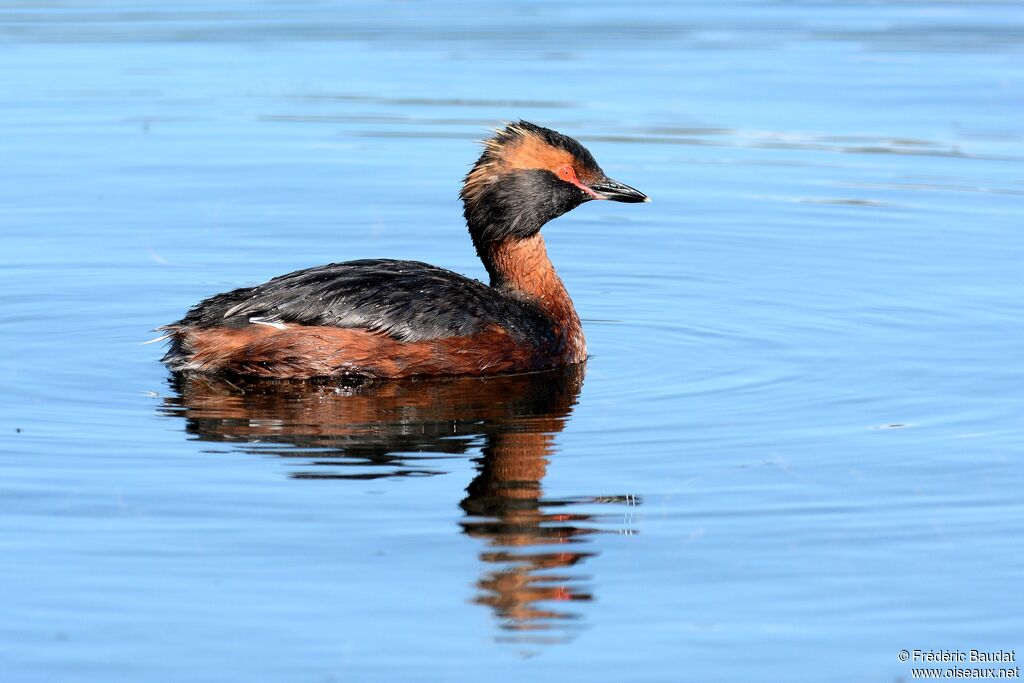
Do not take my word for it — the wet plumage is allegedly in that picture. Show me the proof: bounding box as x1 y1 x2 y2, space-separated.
170 259 554 344
160 121 647 379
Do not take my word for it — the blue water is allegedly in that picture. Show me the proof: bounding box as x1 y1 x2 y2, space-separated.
2 2 1023 681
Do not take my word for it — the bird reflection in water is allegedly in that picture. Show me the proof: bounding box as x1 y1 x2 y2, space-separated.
160 364 638 642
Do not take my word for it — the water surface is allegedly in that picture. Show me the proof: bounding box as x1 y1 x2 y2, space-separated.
2 1 1023 681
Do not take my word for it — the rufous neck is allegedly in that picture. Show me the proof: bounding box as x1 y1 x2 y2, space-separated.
482 234 575 315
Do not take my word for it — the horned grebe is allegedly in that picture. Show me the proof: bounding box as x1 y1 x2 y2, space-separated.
160 121 647 378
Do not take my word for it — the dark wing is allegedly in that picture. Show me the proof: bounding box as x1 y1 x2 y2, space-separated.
170 259 552 343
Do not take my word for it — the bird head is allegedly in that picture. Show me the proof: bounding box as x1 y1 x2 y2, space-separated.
461 121 647 249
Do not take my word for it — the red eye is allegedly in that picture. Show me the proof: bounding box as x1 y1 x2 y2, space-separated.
557 165 577 182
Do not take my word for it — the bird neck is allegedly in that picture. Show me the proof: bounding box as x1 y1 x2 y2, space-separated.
480 234 583 343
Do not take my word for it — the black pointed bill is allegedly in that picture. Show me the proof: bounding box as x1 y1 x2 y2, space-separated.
588 177 649 203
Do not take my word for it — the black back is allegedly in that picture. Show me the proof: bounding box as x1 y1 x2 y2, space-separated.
170 259 555 344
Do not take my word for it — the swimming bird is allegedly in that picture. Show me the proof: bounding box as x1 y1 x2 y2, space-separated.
159 121 647 378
